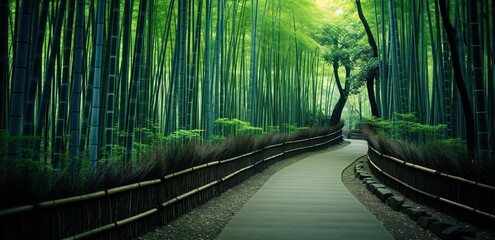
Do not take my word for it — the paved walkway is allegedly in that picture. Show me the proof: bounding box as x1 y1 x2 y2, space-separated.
217 140 394 240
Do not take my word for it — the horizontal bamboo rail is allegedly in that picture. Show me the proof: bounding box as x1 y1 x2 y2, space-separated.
0 128 343 240
367 145 495 224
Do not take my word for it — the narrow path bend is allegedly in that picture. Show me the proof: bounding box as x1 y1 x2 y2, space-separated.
217 140 394 240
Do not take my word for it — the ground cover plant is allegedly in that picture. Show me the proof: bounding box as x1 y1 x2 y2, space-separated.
0 122 343 209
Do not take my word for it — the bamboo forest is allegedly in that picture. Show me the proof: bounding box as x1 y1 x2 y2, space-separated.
1 0 494 239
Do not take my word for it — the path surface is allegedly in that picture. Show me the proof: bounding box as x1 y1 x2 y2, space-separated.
217 140 394 240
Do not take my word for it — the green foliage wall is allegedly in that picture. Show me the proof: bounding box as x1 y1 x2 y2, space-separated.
1 0 338 174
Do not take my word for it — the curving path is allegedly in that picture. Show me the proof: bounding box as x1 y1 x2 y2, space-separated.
216 140 394 240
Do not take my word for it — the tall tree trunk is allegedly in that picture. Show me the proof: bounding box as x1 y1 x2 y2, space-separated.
79 0 97 161
491 0 495 157
104 0 120 157
437 0 475 160
177 0 187 130
356 0 379 117
468 1 490 161
166 40 179 135
125 0 147 163
8 0 34 160
88 0 106 172
379 0 390 119
224 0 239 121
32 0 67 161
155 0 175 134
141 0 153 134
204 0 213 140
187 0 202 130
23 1 50 135
69 0 85 175
53 0 76 168
248 0 259 124
23 0 48 137
330 39 350 126
219 0 226 120
388 0 401 115
0 0 9 131
118 0 132 141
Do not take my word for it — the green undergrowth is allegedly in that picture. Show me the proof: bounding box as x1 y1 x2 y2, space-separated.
0 122 343 209
362 123 494 186
363 113 449 144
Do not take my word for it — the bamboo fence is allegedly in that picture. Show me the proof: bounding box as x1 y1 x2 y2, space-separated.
0 129 343 239
367 146 495 227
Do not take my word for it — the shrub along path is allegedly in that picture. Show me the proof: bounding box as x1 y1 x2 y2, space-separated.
217 140 394 240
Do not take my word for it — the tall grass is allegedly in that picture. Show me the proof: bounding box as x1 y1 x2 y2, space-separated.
0 123 343 209
363 124 494 185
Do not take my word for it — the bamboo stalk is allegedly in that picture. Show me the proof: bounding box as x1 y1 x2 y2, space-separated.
177 189 199 201
263 142 284 150
40 190 107 208
302 135 342 150
253 159 265 166
197 180 219 191
219 151 254 164
63 209 159 240
138 179 162 188
172 167 195 177
62 222 116 240
162 198 179 207
115 208 158 226
263 152 285 161
106 183 140 195
222 165 253 181
206 161 220 167
438 197 495 220
289 130 341 144
0 205 33 216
